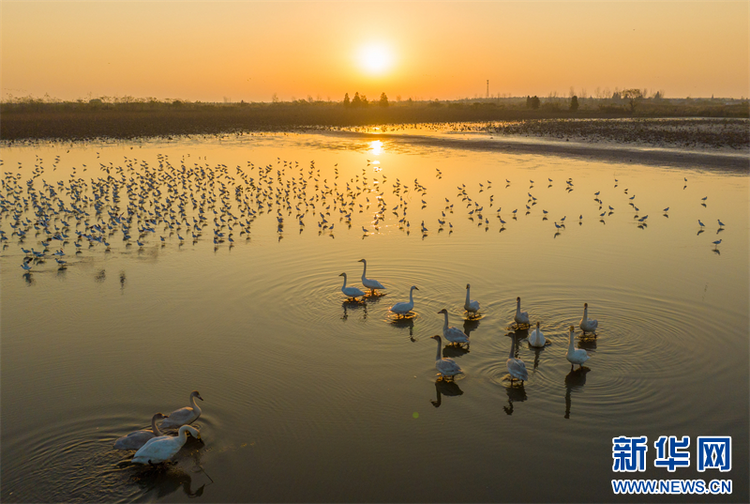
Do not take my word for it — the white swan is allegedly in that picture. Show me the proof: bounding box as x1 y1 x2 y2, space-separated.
437 309 469 347
528 321 546 348
358 259 385 294
159 390 203 429
430 335 463 380
390 286 418 317
514 297 530 328
338 272 365 300
580 303 598 334
131 425 201 465
566 326 590 370
506 333 529 382
464 284 480 316
114 413 168 450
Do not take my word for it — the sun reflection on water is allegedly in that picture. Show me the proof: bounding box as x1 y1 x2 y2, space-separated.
369 140 383 156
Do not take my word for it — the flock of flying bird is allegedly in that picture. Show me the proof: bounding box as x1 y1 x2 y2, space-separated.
339 258 598 383
1 152 727 278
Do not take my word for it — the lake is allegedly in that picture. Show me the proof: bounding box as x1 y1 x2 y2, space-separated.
1 126 748 502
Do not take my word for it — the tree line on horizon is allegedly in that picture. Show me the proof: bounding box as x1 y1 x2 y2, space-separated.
343 92 390 108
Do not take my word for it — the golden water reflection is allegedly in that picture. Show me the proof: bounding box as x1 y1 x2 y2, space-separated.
0 131 747 502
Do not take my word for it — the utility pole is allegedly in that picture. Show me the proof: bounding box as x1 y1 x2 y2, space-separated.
486 80 489 99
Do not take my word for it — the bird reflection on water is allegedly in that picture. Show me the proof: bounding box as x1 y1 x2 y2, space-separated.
387 313 416 339
564 367 590 419
442 344 469 359
131 445 211 500
503 381 527 415
528 344 547 370
430 379 463 408
341 299 368 321
462 317 480 337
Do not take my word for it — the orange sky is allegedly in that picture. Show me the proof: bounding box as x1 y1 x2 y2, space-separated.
2 1 748 102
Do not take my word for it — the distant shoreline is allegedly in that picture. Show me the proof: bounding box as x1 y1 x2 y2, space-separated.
1 101 747 171
322 129 749 172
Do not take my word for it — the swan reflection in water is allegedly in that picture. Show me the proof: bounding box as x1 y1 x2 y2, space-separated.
430 378 464 408
442 344 469 359
341 299 368 321
132 463 210 499
527 344 547 370
576 332 598 352
564 366 590 419
388 314 416 340
503 381 528 415
462 317 480 337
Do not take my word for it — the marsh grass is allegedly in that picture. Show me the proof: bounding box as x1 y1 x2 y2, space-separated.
1 97 747 141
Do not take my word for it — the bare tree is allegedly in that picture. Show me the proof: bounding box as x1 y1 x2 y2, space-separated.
621 88 644 112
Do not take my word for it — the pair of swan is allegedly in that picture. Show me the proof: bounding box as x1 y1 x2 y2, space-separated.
517 299 598 336
430 329 528 384
339 259 386 301
116 390 203 452
511 323 588 379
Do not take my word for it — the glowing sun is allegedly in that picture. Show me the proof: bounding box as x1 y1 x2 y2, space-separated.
358 43 394 75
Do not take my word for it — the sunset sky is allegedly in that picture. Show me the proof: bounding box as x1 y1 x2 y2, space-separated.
2 1 748 103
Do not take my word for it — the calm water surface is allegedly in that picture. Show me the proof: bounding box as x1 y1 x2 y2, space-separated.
1 130 748 502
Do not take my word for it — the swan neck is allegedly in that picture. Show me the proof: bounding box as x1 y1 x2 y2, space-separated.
341 275 347 289
151 415 162 436
179 425 198 443
191 394 202 417
442 311 449 328
409 287 415 302
435 338 442 361
568 331 575 351
465 288 471 305
361 261 367 279
583 305 588 319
